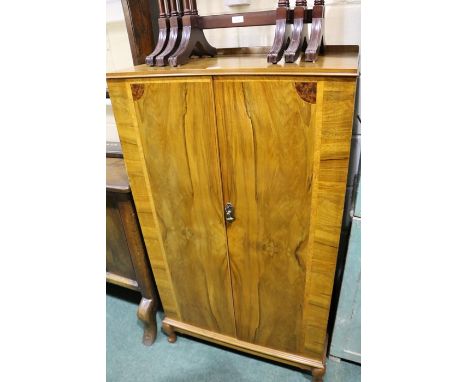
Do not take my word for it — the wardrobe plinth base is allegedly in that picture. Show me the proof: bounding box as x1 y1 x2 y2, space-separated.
162 317 327 374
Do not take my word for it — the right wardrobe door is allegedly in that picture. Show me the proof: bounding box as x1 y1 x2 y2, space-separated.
213 76 356 362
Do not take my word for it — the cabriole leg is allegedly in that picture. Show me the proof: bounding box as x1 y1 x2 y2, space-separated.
137 297 157 346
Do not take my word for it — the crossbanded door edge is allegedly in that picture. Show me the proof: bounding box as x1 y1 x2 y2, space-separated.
107 78 182 320
127 77 237 335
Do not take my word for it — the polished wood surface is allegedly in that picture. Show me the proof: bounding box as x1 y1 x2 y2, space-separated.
107 51 359 79
107 80 181 321
163 317 324 370
167 15 217 67
145 0 170 66
158 7 323 31
131 78 236 334
284 1 309 63
200 10 277 29
267 2 292 64
137 297 158 345
144 2 329 67
305 1 325 62
168 0 219 68
213 76 356 361
301 79 356 359
154 3 182 67
214 76 317 355
128 78 236 336
107 55 357 373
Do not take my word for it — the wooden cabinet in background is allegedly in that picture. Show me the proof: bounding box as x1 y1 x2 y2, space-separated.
106 154 159 345
107 51 358 381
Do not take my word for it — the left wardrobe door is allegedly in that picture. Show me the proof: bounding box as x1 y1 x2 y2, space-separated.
109 77 237 337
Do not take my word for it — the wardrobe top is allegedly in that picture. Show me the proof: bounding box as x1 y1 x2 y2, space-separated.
106 50 359 80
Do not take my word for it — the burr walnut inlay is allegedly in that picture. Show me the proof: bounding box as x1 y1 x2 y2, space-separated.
131 84 145 101
295 82 317 104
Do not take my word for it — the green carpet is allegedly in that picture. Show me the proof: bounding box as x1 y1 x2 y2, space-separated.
107 286 360 382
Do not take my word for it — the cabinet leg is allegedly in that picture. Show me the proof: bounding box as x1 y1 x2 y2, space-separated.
137 297 157 346
162 322 177 343
311 366 326 382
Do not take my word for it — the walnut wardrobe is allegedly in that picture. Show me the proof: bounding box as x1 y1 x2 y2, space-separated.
107 51 358 381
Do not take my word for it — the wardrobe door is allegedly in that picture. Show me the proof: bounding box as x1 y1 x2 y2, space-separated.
214 76 356 360
120 77 236 336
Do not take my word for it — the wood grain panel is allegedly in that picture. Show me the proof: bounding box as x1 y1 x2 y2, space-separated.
107 79 180 319
131 78 236 336
302 79 356 360
214 76 319 354
109 72 357 366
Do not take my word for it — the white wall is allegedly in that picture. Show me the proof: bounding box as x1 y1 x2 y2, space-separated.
107 0 133 73
106 0 361 142
107 0 133 142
